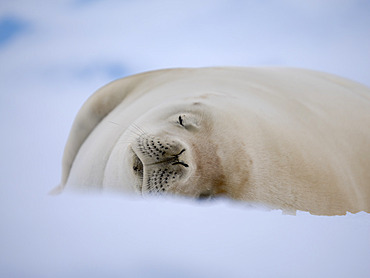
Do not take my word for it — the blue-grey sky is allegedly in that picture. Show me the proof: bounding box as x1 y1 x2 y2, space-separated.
1 0 370 90
0 1 369 277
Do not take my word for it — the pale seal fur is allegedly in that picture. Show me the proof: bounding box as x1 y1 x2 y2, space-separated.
55 67 370 215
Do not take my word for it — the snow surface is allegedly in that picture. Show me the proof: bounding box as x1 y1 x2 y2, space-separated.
0 1 369 277
1 193 370 278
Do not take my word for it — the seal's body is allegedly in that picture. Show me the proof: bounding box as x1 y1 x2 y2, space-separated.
57 67 370 215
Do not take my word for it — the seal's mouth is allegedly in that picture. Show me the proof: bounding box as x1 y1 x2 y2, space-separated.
132 151 144 191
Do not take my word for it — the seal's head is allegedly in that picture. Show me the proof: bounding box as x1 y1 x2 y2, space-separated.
122 99 251 200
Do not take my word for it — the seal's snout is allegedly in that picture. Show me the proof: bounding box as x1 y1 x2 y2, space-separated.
131 135 191 194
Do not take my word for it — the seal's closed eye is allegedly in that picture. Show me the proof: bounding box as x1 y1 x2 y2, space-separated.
175 114 200 131
178 115 184 126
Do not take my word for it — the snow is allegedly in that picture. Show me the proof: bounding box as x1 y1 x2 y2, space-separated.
0 1 369 277
1 193 369 278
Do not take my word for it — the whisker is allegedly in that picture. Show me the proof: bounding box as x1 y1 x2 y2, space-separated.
127 128 143 137
127 124 148 138
107 120 120 126
117 140 135 145
132 123 147 135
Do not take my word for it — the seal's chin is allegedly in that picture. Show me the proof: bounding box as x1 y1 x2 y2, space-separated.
131 150 144 192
